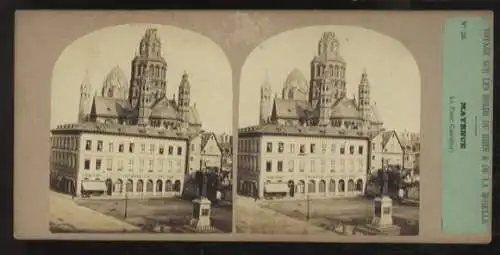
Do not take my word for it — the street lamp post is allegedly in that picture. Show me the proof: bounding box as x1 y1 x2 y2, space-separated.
124 192 129 219
305 193 310 221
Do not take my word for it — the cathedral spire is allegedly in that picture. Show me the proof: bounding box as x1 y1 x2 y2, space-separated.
80 68 91 92
358 67 371 127
78 69 93 123
178 71 191 124
259 72 272 125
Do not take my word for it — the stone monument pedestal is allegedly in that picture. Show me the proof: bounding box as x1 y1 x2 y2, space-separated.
188 196 216 232
355 196 401 236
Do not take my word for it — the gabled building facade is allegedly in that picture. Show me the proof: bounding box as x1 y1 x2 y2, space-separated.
369 130 421 173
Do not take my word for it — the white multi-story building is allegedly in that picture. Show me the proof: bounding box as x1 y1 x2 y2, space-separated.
50 123 188 198
238 125 369 199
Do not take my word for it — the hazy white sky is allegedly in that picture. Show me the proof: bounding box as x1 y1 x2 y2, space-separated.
239 25 421 133
51 23 233 134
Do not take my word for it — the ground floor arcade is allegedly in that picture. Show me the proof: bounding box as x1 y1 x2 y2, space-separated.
50 172 184 199
239 177 365 200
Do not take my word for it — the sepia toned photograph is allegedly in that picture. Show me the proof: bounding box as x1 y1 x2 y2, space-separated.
14 11 492 243
48 23 233 233
236 26 421 236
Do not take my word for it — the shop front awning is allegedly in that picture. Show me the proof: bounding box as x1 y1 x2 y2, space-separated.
81 181 107 191
264 183 289 193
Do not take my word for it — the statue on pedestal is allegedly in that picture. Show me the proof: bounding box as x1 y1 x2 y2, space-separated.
380 168 389 197
189 172 215 232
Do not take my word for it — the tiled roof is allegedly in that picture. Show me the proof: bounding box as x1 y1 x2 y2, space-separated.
272 99 312 119
91 96 131 118
239 124 370 138
51 122 190 140
188 106 202 125
200 132 223 153
150 97 178 119
381 130 395 147
330 96 361 119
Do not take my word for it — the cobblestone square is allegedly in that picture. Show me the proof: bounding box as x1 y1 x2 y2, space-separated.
77 197 233 233
260 196 419 235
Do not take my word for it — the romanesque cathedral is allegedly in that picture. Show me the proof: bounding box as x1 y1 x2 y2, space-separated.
77 28 202 133
259 32 384 131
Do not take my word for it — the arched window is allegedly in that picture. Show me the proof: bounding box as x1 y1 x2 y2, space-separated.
146 179 153 192
319 180 326 193
114 179 123 193
136 179 144 193
329 65 334 76
156 180 163 192
297 180 305 193
356 179 364 191
308 180 316 193
348 179 355 192
165 180 173 192
125 179 133 193
338 180 345 192
329 180 336 192
173 180 181 192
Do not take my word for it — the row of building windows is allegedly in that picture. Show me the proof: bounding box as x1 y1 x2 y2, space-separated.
50 152 184 173
108 178 182 193
51 136 79 151
83 158 183 173
51 136 186 156
274 178 363 193
239 140 364 155
85 140 184 156
238 156 364 173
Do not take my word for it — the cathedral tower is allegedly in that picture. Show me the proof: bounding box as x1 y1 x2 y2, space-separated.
177 71 191 123
318 69 332 126
129 28 168 125
259 73 272 125
358 69 371 126
310 32 347 105
78 70 92 123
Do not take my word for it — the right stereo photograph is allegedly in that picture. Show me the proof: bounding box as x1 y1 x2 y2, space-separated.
235 25 421 236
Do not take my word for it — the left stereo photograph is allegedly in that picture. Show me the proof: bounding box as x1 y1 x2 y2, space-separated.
44 23 234 234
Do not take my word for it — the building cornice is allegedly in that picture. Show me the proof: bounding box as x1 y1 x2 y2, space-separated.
238 124 372 140
51 122 191 141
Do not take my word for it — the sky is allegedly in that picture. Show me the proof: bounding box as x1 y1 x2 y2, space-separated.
239 25 421 133
51 23 233 134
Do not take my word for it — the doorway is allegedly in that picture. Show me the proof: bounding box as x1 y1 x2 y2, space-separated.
105 179 113 196
288 180 295 197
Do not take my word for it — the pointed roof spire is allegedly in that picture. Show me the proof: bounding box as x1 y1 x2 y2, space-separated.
360 67 369 86
81 68 91 91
